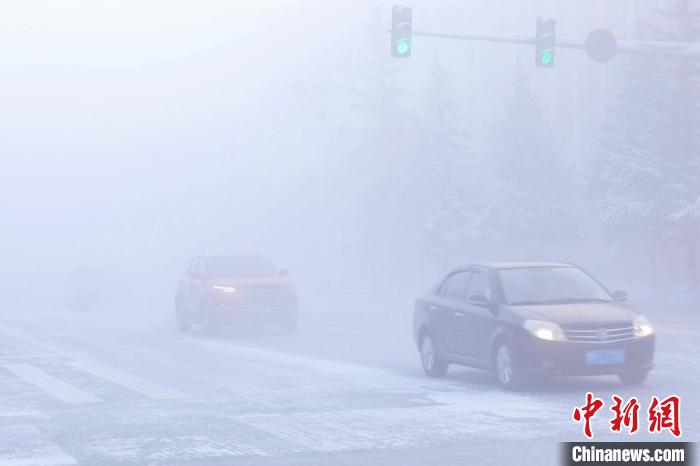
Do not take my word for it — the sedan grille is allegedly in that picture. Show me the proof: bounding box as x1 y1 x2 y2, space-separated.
562 324 635 343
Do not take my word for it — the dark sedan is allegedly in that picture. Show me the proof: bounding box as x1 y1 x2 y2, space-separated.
413 262 655 389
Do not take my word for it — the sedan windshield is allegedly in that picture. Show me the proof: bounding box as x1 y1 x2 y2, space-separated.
206 256 278 279
499 266 612 305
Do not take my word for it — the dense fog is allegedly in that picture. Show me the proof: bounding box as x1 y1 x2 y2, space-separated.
0 2 698 465
2 0 697 315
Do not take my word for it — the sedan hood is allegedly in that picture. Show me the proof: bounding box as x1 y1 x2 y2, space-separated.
506 302 637 325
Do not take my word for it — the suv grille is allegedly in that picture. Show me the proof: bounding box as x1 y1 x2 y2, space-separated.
563 324 635 343
238 288 290 310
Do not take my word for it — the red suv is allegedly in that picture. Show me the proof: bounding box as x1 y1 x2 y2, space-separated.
175 254 298 334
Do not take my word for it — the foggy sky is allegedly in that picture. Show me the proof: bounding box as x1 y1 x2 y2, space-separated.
0 0 683 308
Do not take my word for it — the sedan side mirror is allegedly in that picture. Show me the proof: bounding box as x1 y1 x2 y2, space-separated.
613 290 628 302
468 294 490 307
279 268 290 277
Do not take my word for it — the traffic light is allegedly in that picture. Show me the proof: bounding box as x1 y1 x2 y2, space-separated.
535 16 556 68
391 5 412 58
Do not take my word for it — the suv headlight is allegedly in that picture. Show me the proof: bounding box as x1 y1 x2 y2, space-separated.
633 315 654 337
212 285 237 293
523 320 567 341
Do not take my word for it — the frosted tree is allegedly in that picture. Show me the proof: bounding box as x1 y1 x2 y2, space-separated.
481 63 577 255
588 0 700 290
387 53 478 271
337 0 416 291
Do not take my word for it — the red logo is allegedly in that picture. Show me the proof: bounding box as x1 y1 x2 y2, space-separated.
609 395 640 434
572 392 605 438
573 393 682 438
648 395 681 438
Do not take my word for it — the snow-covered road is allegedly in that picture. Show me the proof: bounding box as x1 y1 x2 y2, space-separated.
0 309 696 466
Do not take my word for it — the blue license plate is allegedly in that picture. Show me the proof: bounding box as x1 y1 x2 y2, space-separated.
586 349 625 365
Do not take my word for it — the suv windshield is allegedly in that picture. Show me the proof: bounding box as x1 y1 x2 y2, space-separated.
206 256 278 279
499 266 612 305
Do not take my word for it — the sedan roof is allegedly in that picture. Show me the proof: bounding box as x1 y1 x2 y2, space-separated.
472 261 576 270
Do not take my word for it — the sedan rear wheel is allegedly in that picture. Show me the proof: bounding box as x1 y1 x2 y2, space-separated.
420 333 448 377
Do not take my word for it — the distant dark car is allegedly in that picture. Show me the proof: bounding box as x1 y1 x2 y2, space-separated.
175 254 298 334
413 262 655 389
66 266 129 311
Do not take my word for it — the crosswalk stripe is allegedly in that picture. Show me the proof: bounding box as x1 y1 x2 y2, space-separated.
0 423 78 465
70 360 187 400
0 322 188 401
2 364 102 404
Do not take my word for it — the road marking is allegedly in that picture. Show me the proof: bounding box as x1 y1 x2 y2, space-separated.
2 364 102 404
69 360 187 400
0 354 61 360
0 423 77 465
0 321 188 401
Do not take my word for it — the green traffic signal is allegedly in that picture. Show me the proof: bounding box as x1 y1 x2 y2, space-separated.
535 17 556 68
391 5 412 58
540 50 553 65
396 39 412 55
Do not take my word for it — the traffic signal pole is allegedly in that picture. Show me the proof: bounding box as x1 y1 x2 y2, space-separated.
391 4 700 64
408 29 700 60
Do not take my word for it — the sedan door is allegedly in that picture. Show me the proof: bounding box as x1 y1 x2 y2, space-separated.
454 268 499 365
431 271 471 358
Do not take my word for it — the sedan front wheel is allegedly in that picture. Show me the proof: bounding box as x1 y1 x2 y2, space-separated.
420 333 449 377
494 342 526 390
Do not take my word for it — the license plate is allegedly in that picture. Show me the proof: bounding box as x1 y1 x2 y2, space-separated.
586 349 625 365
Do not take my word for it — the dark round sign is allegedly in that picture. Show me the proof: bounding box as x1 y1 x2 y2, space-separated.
586 29 617 63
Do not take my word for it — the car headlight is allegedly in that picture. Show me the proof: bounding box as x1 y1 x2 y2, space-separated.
211 285 237 293
523 320 567 341
633 315 654 337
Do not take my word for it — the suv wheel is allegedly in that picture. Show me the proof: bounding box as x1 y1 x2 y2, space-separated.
176 314 191 333
494 342 525 390
175 300 191 333
201 303 220 336
279 313 298 334
618 368 649 386
420 333 449 377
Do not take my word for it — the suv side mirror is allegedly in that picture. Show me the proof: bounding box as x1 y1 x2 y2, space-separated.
279 268 290 277
613 290 628 302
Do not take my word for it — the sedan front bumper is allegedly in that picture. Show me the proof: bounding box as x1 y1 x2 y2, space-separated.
516 334 655 376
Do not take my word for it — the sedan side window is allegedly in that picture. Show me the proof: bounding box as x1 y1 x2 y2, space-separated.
467 270 492 300
441 272 471 301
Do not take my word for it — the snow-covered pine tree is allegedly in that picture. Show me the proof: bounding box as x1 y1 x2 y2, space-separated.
341 0 415 293
483 62 576 256
588 0 700 291
389 54 471 258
